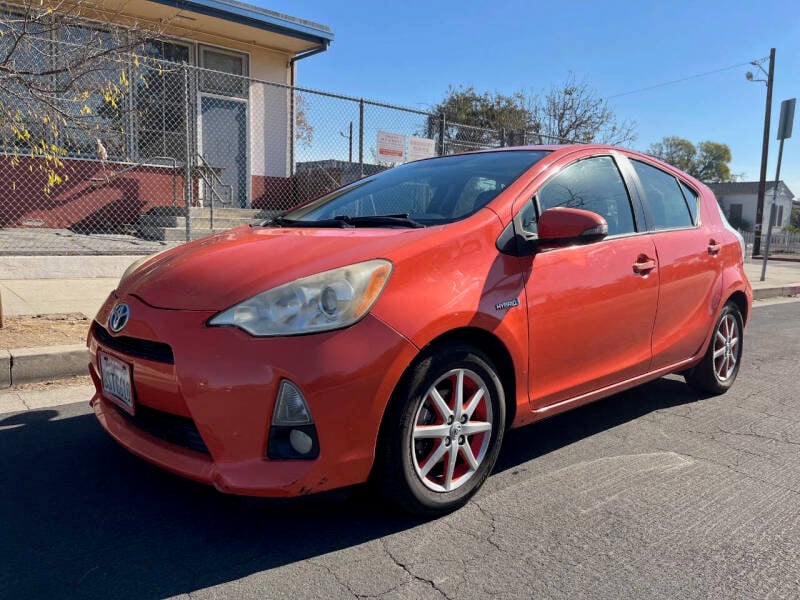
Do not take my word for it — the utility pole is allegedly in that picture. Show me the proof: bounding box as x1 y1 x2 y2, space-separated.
340 121 353 163
748 48 775 258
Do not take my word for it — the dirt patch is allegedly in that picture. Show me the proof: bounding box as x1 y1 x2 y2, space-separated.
10 375 93 391
0 313 91 349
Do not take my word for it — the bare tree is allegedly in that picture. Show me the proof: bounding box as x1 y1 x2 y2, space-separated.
526 74 637 146
0 0 166 190
294 92 314 146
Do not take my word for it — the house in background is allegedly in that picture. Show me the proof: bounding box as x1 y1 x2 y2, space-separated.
709 181 795 232
1 0 333 232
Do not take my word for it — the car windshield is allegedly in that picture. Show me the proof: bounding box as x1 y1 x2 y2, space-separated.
278 150 550 227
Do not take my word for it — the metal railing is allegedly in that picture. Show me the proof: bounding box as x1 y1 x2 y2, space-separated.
193 153 233 230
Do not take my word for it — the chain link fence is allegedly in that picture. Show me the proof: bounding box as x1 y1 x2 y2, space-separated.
1 34 569 256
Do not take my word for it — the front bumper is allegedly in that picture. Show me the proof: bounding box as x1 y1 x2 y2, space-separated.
89 293 418 496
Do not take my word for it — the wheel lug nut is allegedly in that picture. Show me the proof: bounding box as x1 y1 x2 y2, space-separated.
447 416 453 425
458 435 465 445
461 415 467 423
444 437 451 446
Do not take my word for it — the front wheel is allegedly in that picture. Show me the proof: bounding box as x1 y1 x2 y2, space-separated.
375 344 505 516
685 301 744 395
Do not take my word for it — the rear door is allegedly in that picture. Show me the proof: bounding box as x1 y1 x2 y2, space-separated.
624 157 723 369
514 153 659 409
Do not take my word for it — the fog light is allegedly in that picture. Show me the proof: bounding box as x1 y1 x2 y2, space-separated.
267 380 320 460
289 429 314 454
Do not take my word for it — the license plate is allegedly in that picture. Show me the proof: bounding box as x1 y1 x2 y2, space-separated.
100 352 134 414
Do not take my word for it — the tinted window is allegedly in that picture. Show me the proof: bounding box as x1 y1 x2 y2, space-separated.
287 150 550 225
632 160 693 229
536 156 636 235
679 181 699 225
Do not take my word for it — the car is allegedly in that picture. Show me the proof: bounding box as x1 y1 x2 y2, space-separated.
88 144 752 515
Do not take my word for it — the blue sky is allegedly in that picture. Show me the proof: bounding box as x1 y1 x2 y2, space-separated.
263 0 799 196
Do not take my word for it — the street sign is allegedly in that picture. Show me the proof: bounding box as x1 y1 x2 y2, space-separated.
777 98 795 140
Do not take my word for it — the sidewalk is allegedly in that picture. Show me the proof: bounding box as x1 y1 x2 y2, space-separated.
1 254 799 388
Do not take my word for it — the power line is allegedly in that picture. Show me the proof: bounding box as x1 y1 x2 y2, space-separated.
606 58 768 100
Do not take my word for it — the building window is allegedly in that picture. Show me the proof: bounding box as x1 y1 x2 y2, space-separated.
771 205 784 228
728 203 743 228
135 41 191 161
57 24 127 159
199 46 248 98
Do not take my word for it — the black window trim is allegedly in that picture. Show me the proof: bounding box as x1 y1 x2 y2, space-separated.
677 179 702 227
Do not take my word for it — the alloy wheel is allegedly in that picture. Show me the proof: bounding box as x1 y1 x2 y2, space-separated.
410 368 493 492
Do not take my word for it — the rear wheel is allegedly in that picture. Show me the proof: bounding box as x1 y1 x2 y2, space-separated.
685 301 744 395
375 344 505 516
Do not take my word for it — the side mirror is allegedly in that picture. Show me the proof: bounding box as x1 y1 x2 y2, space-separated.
537 207 608 246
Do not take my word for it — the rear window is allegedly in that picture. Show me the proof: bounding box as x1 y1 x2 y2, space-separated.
631 160 694 229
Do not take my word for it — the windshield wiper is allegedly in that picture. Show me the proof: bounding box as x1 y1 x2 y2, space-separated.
339 214 425 228
266 213 424 229
272 216 353 228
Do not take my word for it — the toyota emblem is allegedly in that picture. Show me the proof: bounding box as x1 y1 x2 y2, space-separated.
109 303 131 333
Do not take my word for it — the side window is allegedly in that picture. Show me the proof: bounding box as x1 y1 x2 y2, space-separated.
631 160 694 229
535 156 636 236
679 181 699 225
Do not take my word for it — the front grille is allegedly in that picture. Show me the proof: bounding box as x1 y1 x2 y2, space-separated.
115 404 210 455
92 322 174 364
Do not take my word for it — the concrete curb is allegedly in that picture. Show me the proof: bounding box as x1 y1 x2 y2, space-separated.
1 350 10 388
1 285 798 387
4 344 89 387
752 283 800 300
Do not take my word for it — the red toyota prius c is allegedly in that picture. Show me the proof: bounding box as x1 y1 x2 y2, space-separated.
88 145 752 515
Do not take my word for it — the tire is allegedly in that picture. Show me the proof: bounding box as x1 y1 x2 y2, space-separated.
375 344 506 516
685 301 744 395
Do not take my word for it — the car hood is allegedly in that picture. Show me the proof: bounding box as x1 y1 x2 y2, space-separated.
118 225 431 311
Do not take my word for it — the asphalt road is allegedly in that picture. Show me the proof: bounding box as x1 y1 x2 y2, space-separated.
2 300 799 599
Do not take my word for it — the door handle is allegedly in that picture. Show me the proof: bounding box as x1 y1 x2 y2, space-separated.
633 255 656 274
708 240 722 255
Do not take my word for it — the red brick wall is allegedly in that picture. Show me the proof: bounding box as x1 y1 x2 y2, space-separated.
251 175 297 211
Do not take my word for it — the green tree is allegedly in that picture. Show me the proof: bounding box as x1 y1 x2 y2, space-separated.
426 85 533 152
647 137 734 183
788 204 800 233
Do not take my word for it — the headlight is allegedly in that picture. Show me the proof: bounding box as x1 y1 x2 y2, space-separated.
208 259 393 336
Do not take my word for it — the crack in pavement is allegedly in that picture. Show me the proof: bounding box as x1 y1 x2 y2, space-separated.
471 501 504 553
381 538 452 600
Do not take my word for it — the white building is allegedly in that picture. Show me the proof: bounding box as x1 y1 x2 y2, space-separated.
709 181 795 232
